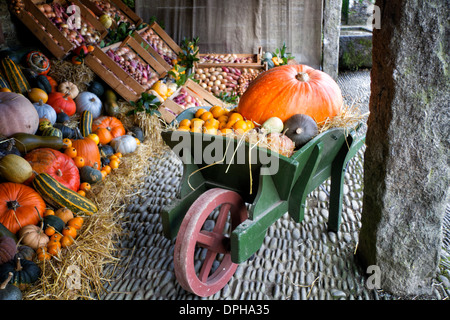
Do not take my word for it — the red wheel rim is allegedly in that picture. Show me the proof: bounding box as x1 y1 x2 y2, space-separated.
174 188 248 297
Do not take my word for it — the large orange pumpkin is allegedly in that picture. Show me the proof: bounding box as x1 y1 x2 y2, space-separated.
237 65 343 125
92 116 126 140
0 182 46 234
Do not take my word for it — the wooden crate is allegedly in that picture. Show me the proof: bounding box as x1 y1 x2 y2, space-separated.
192 63 268 97
135 22 182 71
78 0 143 29
11 0 107 59
85 35 167 102
159 79 224 123
196 47 262 68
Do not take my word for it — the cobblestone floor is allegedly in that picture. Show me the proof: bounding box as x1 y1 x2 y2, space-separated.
101 70 449 301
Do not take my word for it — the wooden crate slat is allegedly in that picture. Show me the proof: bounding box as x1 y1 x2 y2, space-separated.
193 64 268 96
132 30 172 71
94 46 143 92
149 22 182 55
16 11 69 59
158 106 177 123
184 79 224 106
85 53 139 101
79 0 142 27
163 99 186 115
159 79 227 122
196 46 262 68
110 0 142 26
136 22 181 70
122 36 167 77
71 0 108 40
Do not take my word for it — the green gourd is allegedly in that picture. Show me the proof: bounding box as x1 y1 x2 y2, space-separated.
79 165 103 185
11 133 65 153
0 272 22 300
0 257 41 290
0 223 17 243
43 215 65 234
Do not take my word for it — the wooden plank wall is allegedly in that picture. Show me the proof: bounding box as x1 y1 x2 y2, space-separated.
135 0 324 69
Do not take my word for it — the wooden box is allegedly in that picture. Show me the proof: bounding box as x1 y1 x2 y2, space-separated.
196 47 262 68
159 79 224 123
84 35 168 102
135 22 182 71
78 0 143 29
192 63 268 97
11 0 107 59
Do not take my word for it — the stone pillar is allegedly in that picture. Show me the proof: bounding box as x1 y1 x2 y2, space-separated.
357 0 449 296
322 0 342 80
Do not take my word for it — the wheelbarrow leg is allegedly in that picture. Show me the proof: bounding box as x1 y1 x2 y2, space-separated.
289 142 324 223
328 132 366 232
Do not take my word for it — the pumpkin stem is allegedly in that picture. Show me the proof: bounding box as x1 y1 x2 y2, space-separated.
295 72 310 82
7 200 23 230
35 206 43 222
15 257 23 272
6 200 20 211
56 169 63 177
0 272 13 289
295 128 304 135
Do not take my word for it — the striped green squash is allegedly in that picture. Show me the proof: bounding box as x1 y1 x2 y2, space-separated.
1 57 31 94
32 173 98 214
0 73 10 90
42 127 63 139
80 110 93 137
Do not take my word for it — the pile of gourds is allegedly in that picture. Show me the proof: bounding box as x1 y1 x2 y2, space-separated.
0 50 143 300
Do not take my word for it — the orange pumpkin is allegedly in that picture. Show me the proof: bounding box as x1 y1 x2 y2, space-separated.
92 116 126 141
47 92 76 116
0 182 46 234
94 127 113 145
237 64 343 125
71 138 101 168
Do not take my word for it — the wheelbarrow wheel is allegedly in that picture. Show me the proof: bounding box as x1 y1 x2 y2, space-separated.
174 188 248 297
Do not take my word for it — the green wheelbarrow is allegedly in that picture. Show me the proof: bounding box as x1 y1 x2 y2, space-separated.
160 107 366 297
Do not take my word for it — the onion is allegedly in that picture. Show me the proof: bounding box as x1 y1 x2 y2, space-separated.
262 117 284 134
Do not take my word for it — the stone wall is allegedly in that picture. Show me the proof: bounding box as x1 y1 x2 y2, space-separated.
358 0 449 296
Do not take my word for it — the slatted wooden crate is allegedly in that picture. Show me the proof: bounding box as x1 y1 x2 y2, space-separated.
135 22 182 71
159 79 224 123
11 0 107 59
84 34 168 102
196 47 263 68
192 63 268 97
78 0 143 29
